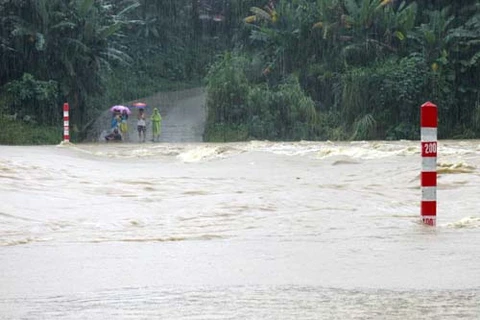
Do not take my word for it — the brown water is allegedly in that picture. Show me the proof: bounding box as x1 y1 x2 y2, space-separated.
0 140 479 319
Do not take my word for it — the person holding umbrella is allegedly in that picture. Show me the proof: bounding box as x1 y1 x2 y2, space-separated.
111 112 121 131
110 105 130 135
151 108 162 142
137 108 147 142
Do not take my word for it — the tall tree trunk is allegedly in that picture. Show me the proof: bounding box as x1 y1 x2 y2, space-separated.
192 0 200 41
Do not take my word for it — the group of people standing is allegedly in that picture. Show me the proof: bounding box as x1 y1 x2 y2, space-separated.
105 107 162 142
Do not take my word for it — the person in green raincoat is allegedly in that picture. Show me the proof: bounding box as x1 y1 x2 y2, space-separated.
151 108 162 142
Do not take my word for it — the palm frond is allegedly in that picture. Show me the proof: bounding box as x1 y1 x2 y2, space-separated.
50 21 76 30
351 114 376 140
250 7 272 22
79 0 95 18
99 23 122 39
116 2 141 18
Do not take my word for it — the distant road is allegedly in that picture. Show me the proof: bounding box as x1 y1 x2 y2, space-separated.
158 88 206 143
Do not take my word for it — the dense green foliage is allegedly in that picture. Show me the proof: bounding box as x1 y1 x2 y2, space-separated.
204 0 480 141
205 53 317 141
0 0 222 143
1 0 480 143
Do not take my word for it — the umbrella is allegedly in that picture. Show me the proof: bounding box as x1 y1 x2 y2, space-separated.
131 102 147 109
110 105 131 114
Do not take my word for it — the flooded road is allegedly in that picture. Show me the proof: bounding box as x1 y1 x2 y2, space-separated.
0 140 479 319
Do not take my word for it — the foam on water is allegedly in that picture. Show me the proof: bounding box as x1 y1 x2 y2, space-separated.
445 216 480 229
438 161 476 174
177 145 226 162
317 144 400 160
246 141 323 156
177 145 242 162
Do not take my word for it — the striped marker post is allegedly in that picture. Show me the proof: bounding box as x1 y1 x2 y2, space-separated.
63 102 70 142
421 101 437 226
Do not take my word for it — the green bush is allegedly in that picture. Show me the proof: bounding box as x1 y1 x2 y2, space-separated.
339 54 430 140
203 123 249 142
204 53 319 141
204 52 251 137
3 73 59 126
0 118 61 145
246 77 317 140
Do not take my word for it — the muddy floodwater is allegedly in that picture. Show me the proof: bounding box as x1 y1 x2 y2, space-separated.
1 140 479 319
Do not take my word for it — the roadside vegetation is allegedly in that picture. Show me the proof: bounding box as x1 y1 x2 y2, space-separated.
1 0 480 144
204 0 480 141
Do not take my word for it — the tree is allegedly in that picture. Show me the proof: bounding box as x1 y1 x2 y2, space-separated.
0 0 132 133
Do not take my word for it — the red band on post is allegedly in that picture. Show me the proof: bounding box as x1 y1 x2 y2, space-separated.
421 201 437 216
421 172 437 187
421 102 438 128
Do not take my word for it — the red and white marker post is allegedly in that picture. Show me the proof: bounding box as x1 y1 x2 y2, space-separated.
420 101 437 226
63 102 70 142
